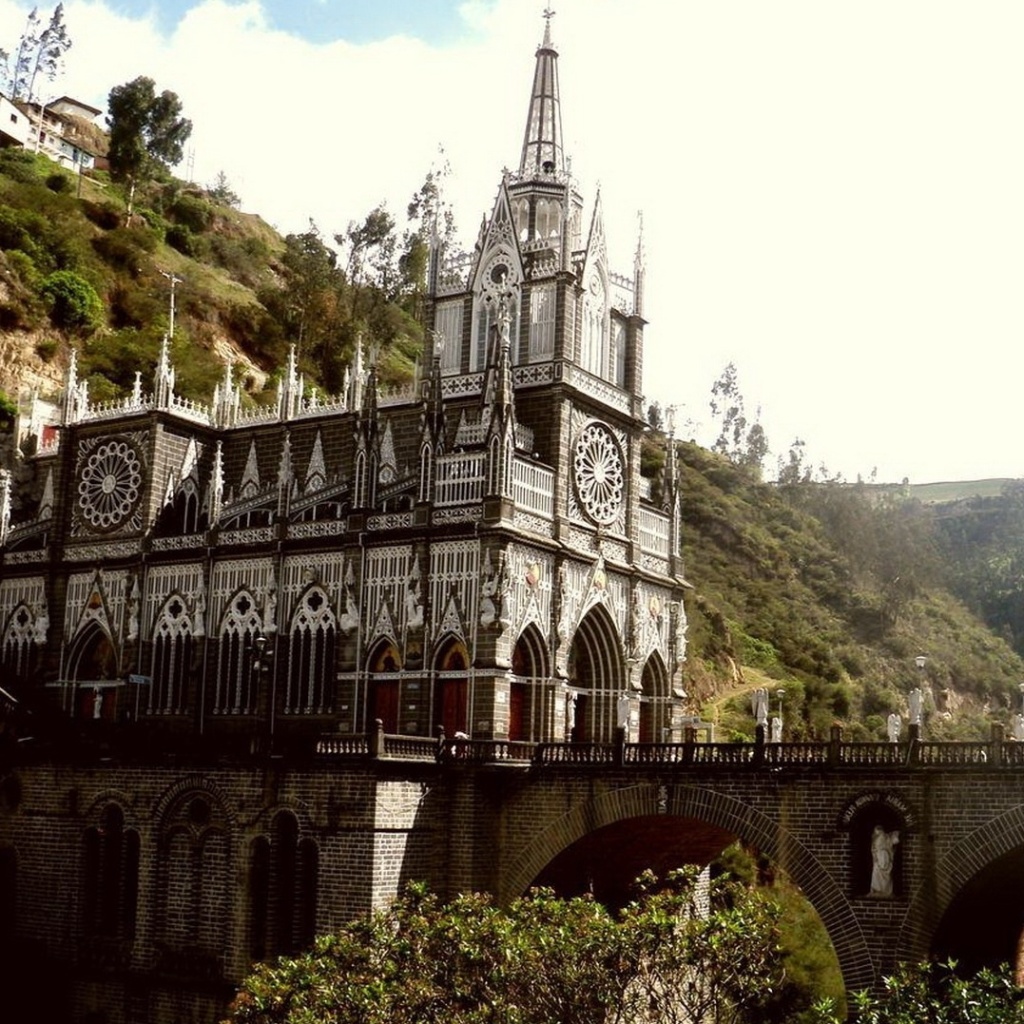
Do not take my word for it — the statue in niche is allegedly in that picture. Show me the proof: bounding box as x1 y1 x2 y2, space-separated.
556 562 572 642
193 581 206 638
33 599 49 646
263 584 277 634
869 825 899 897
405 570 424 631
479 554 508 630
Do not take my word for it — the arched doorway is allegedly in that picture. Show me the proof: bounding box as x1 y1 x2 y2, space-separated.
67 622 119 720
367 640 402 733
566 606 624 742
509 625 550 742
434 637 470 738
638 653 669 742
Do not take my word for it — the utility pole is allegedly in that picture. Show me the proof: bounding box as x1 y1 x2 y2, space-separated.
160 271 182 338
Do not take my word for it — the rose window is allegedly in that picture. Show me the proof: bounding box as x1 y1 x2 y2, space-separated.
573 422 624 525
78 439 143 530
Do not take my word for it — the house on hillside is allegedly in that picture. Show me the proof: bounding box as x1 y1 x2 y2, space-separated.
13 95 105 171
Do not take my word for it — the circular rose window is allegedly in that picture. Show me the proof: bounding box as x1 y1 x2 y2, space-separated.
573 422 624 525
78 439 143 530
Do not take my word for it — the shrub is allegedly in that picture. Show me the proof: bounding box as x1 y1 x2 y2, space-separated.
170 194 213 234
45 172 71 193
165 223 195 256
82 201 122 230
40 270 104 332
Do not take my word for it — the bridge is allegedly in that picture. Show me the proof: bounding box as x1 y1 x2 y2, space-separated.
318 721 1024 996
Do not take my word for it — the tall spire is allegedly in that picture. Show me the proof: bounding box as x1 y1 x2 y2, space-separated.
519 7 564 177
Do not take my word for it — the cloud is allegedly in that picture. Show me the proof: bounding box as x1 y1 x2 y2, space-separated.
5 0 1024 482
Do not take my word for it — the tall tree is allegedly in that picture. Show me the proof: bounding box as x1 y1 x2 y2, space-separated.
106 76 192 225
23 4 70 103
7 6 40 100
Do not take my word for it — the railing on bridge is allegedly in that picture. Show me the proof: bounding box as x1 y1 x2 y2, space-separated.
316 723 1022 769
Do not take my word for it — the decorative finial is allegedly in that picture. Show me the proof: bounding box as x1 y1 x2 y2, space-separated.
543 6 555 47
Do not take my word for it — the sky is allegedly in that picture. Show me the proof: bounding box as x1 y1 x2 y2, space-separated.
1 0 1023 484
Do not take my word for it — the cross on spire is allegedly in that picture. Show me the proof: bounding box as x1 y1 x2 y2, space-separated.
542 6 555 46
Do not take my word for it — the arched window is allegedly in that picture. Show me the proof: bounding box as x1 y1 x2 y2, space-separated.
249 812 318 961
509 625 550 742
285 588 336 715
81 804 139 942
215 591 262 714
1 604 35 685
158 793 229 960
581 273 607 378
149 595 193 715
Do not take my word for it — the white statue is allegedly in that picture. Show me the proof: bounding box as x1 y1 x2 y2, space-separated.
1013 714 1024 743
870 826 899 897
752 688 769 729
769 715 782 744
886 713 901 743
92 688 103 720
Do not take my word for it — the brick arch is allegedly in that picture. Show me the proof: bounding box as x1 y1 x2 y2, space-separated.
897 803 1024 964
499 782 874 994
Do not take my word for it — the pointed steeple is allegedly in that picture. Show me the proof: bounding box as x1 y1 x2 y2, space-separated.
519 8 564 177
634 211 646 318
154 334 175 410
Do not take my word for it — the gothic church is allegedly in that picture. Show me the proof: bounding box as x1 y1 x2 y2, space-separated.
0 15 688 1023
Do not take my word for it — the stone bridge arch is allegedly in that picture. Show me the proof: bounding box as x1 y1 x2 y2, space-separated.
500 781 875 993
899 803 1024 968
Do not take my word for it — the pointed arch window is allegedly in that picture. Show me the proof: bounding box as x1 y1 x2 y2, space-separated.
529 283 556 361
434 301 463 374
215 591 262 714
285 588 336 715
581 273 608 378
148 595 193 715
1 604 36 685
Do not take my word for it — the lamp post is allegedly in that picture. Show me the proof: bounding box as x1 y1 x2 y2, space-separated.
909 655 926 738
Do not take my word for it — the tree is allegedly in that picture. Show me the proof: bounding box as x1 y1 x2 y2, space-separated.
106 76 192 225
227 870 786 1024
850 959 1024 1024
40 269 102 332
4 5 71 102
209 170 240 208
709 362 770 475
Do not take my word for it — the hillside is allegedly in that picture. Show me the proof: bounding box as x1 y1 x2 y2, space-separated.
675 441 1024 741
1 149 1023 744
0 148 426 415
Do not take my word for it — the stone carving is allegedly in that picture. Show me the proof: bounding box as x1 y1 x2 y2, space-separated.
751 688 769 729
887 713 901 743
870 826 899 897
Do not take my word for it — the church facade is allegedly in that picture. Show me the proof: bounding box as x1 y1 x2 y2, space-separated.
0 16 688 1023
